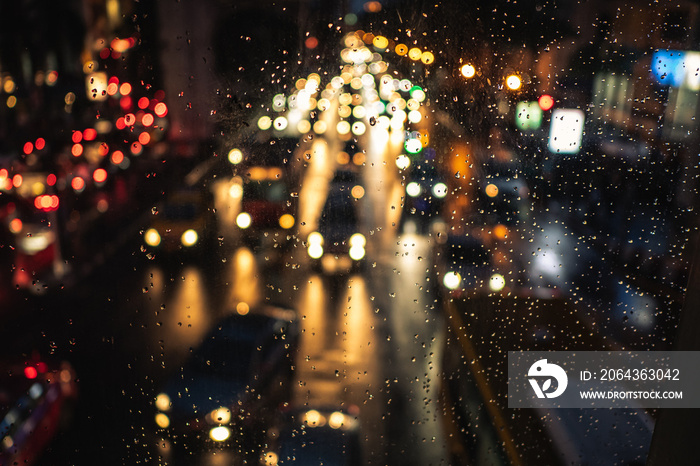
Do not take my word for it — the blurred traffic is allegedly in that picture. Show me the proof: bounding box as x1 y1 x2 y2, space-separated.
0 1 697 465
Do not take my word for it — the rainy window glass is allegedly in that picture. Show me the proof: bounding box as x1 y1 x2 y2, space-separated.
0 1 698 465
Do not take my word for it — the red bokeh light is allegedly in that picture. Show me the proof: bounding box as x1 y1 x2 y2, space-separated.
35 195 58 211
111 151 125 164
124 113 136 126
24 366 37 379
98 143 109 156
23 142 33 155
72 131 82 143
116 117 126 130
538 94 555 111
131 142 143 155
120 96 132 110
72 144 83 157
35 138 45 150
9 218 22 234
305 37 319 49
46 173 57 186
99 48 111 59
154 102 168 117
107 83 119 96
138 132 151 145
154 90 165 101
120 83 132 96
83 128 97 141
141 113 154 127
108 76 119 85
12 174 22 188
138 97 150 109
93 168 108 183
71 177 85 191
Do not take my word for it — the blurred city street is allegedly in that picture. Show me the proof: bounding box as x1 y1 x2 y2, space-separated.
0 1 698 465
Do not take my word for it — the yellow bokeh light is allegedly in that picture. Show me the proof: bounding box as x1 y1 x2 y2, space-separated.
4 79 16 93
313 121 327 134
493 224 508 240
461 64 476 78
155 413 170 429
337 120 351 134
228 148 243 164
144 228 161 247
237 212 252 229
155 393 171 412
181 229 198 247
351 185 365 199
373 35 389 49
408 48 422 61
395 44 408 56
258 116 272 130
329 411 346 429
297 120 311 134
279 214 295 229
506 74 522 90
236 302 250 315
421 51 435 64
485 183 499 197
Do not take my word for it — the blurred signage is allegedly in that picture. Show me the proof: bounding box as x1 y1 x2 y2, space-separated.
651 50 700 89
86 72 109 101
515 101 543 131
548 109 584 154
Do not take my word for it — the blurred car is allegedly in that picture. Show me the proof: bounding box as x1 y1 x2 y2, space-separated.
142 186 216 258
153 304 298 461
435 234 502 299
3 188 65 295
305 170 367 274
399 160 448 235
11 221 62 295
234 166 296 247
0 358 78 466
261 405 362 466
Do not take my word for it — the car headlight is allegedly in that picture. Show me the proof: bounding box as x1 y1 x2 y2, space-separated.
181 229 198 247
349 233 366 248
308 231 323 245
307 232 324 259
443 271 462 290
236 212 252 229
328 411 347 429
145 228 161 247
349 245 365 261
209 426 230 442
308 243 324 259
